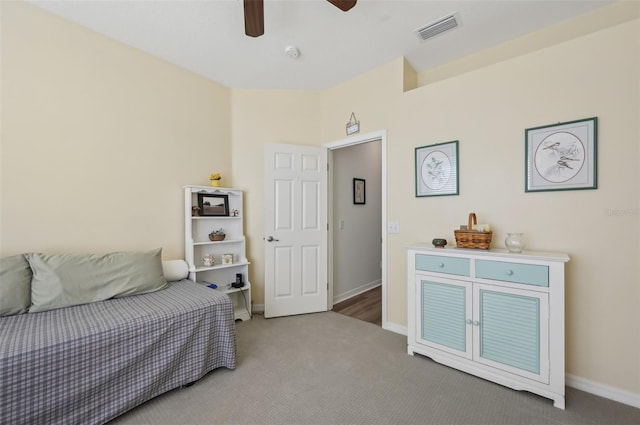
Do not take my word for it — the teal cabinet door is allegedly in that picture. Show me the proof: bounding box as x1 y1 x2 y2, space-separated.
474 284 549 383
420 278 471 357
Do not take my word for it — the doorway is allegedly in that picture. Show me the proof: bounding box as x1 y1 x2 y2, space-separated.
333 286 382 326
326 130 386 327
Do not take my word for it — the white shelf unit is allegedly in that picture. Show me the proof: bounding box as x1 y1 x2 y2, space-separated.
184 185 251 321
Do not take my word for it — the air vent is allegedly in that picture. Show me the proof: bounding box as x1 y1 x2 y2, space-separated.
415 13 460 41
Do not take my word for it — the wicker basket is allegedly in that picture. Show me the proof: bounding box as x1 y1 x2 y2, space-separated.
209 233 226 241
454 213 492 249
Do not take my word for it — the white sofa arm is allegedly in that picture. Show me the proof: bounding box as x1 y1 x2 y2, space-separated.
162 260 189 282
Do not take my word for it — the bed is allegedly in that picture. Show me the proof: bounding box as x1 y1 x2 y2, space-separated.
0 278 237 425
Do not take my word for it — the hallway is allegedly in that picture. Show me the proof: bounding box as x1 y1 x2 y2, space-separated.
332 286 381 326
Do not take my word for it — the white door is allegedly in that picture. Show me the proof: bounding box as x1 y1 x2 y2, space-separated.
264 143 328 318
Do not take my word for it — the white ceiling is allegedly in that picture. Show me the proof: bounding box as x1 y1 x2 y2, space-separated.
29 0 615 90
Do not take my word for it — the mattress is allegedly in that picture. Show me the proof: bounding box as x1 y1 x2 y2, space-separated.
0 279 236 425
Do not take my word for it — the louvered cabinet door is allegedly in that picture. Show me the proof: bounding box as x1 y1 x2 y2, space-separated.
418 276 472 359
473 283 550 383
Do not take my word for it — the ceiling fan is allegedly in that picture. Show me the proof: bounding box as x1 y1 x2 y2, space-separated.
243 0 357 37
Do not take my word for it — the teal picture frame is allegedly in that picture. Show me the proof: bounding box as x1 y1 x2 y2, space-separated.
525 117 597 192
415 140 459 197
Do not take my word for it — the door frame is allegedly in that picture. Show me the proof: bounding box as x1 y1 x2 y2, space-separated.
324 129 388 328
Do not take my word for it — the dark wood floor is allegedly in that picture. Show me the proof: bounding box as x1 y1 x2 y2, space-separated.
332 286 381 326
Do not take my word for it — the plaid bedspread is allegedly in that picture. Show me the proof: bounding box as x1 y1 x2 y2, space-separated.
0 280 236 425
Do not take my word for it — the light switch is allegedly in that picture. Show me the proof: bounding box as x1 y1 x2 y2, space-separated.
388 221 400 234
339 220 345 230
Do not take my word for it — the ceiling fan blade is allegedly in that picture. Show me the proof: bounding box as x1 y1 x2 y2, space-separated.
327 0 357 12
244 0 264 37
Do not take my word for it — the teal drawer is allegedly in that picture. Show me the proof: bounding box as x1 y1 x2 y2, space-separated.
416 254 470 277
476 260 548 287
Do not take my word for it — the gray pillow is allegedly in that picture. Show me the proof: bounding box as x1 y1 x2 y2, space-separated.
0 254 32 316
26 248 168 313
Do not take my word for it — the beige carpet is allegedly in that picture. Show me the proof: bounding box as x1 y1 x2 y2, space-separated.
110 311 640 425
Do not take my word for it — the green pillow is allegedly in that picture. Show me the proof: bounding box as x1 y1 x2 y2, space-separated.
26 248 168 313
0 254 32 316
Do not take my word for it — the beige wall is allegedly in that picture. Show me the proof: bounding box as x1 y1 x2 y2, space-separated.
2 0 639 399
231 9 640 397
394 19 639 394
1 1 231 259
229 89 322 305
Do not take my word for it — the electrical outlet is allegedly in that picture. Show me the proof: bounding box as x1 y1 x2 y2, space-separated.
388 221 400 234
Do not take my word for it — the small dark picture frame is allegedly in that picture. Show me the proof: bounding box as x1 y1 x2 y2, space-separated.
197 193 229 216
353 178 365 205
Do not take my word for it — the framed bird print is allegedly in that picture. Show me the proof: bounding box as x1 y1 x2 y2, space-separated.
525 117 597 192
415 140 459 197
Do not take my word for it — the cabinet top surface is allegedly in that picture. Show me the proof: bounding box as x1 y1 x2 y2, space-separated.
407 244 569 262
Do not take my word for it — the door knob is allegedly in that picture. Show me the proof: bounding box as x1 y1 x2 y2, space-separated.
266 236 279 242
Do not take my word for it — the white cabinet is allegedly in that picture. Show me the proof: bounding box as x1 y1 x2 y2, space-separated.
184 185 251 321
407 246 568 408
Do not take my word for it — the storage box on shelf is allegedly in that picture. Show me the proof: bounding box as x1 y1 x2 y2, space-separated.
184 185 251 321
407 245 569 408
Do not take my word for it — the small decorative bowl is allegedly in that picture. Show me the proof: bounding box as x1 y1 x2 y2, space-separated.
432 238 447 248
209 233 225 241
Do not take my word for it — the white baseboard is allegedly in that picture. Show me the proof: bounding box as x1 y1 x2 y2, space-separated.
383 321 407 336
333 279 381 304
566 374 640 409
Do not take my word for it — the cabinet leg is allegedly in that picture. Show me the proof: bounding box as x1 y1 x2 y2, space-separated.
553 396 565 410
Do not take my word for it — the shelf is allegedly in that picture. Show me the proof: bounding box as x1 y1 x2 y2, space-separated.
233 306 251 322
214 282 251 294
192 216 241 220
185 186 250 322
193 238 244 246
187 187 242 196
194 260 250 272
